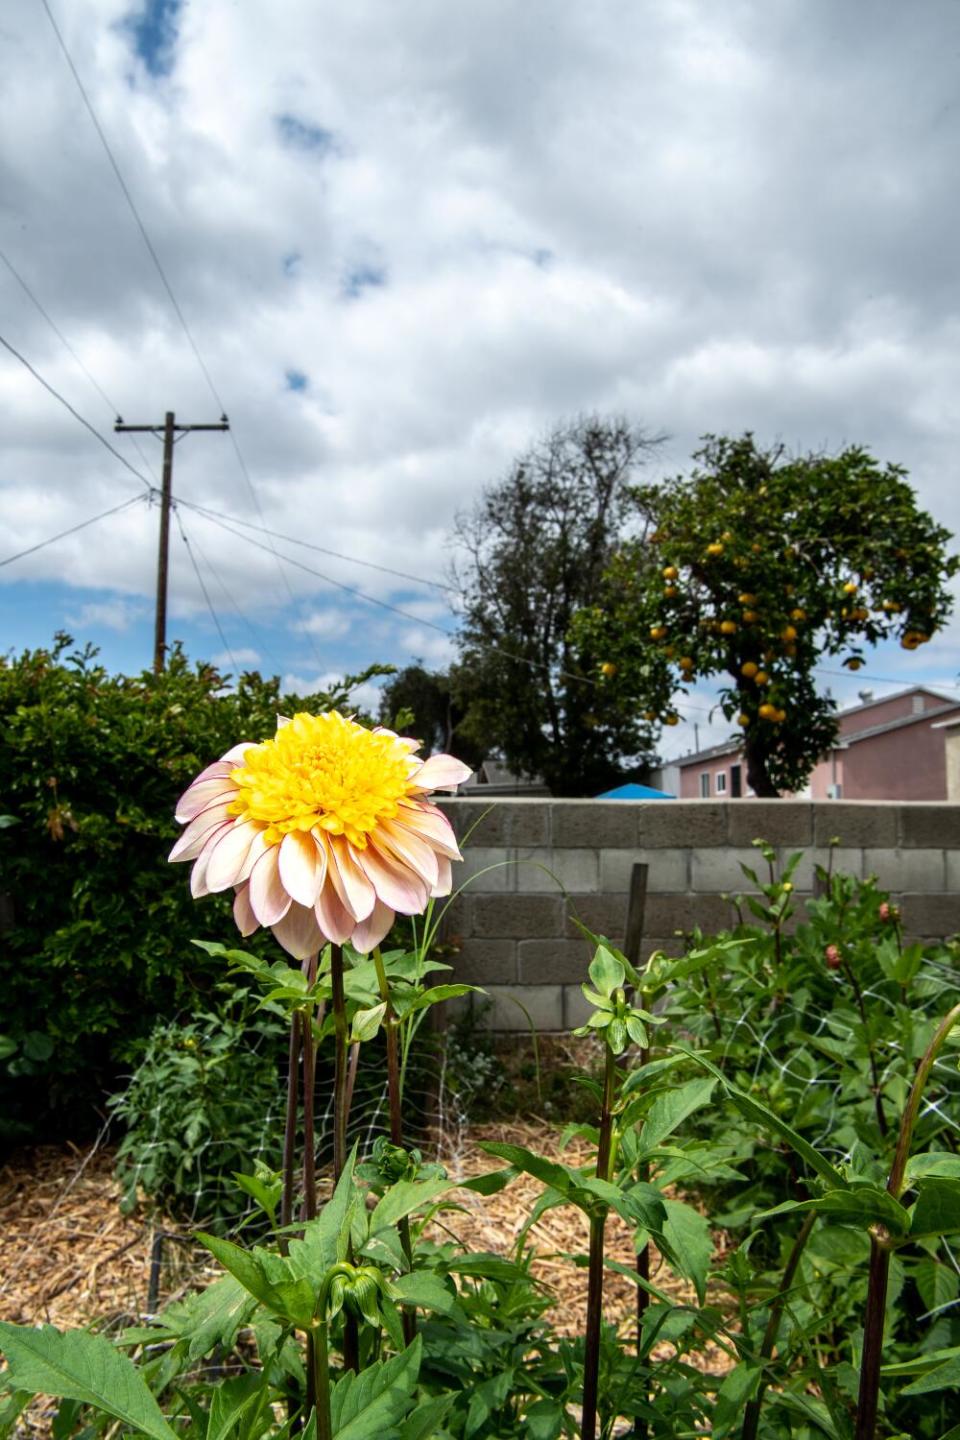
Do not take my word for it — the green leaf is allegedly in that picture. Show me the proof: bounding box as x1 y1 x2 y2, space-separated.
232 1170 282 1224
758 1185 909 1238
607 1017 628 1054
389 1271 458 1315
286 1146 359 1279
464 1367 514 1440
350 1002 387 1044
197 1236 315 1328
23 1031 54 1062
330 1336 421 1440
478 1142 573 1195
0 1034 17 1061
369 1177 455 1233
205 1374 265 1440
637 1078 717 1154
910 1179 960 1238
524 1399 564 1440
661 1197 713 1305
906 1152 960 1183
712 1362 761 1439
903 1351 960 1395
588 945 626 999
397 1394 456 1440
0 1323 177 1440
458 1168 515 1196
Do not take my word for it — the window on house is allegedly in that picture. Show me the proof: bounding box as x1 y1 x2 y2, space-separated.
730 764 742 798
716 772 728 795
699 772 710 798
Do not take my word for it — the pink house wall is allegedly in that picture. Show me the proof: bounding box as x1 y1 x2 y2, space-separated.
678 752 746 799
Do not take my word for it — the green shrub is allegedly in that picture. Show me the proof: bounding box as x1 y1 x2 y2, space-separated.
108 988 287 1233
0 634 390 1138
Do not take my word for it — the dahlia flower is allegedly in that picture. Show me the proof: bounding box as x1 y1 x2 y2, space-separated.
170 711 471 958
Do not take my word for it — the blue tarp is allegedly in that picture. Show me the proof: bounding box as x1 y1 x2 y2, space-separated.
595 782 675 800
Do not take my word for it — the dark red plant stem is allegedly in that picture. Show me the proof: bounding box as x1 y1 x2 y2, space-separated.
742 1210 817 1440
841 959 888 1138
582 1043 617 1440
330 944 349 1180
279 1011 301 1254
302 952 319 1223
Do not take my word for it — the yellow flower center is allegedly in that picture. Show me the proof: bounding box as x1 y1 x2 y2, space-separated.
227 712 414 848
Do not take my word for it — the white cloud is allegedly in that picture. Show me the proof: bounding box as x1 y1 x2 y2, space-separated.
2 0 959 712
212 646 260 667
65 598 146 632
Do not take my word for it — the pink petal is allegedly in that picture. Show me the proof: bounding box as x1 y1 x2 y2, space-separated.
249 845 292 926
431 854 453 898
219 740 255 763
395 802 463 861
189 821 233 897
233 884 259 937
326 837 377 922
376 818 439 888
205 821 261 893
235 827 271 883
168 802 234 862
190 759 235 786
409 754 473 792
271 902 323 960
175 778 237 823
373 725 421 754
279 830 324 908
315 882 355 946
359 842 429 915
351 899 396 954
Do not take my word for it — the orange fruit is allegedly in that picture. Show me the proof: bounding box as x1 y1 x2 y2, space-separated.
755 670 770 685
662 565 678 580
600 661 617 678
741 661 759 678
706 542 724 557
720 620 738 635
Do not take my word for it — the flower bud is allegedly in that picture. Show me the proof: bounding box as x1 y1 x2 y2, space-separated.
825 944 842 970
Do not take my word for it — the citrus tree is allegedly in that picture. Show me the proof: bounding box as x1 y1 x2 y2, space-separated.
575 434 958 796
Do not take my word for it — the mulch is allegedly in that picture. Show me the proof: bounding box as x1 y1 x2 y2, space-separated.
0 1122 730 1433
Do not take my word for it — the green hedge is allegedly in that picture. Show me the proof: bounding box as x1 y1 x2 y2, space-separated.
0 634 389 1140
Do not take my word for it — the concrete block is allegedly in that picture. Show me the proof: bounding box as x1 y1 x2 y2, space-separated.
899 806 960 849
471 893 565 939
564 893 629 942
599 848 689 893
727 801 812 846
897 893 960 938
439 894 472 942
783 847 862 891
448 939 517 985
482 985 565 1032
641 934 687 959
439 799 505 846
690 848 767 893
552 802 637 848
517 848 600 894
458 846 515 893
518 938 594 985
503 802 552 846
635 802 727 848
863 849 946 894
563 983 593 1030
945 850 960 895
813 803 898 847
644 893 734 936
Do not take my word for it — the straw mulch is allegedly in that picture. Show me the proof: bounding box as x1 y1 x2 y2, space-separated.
1 1123 730 1432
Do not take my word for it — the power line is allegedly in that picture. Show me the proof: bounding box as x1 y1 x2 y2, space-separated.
0 494 146 568
0 331 153 493
0 245 160 485
178 517 286 677
183 498 460 595
183 501 609 689
174 507 237 674
37 0 306 634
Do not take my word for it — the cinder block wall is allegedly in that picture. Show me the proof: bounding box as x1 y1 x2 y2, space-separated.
437 799 960 1032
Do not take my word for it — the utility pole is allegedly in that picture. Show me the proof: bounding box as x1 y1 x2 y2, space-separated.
115 411 229 671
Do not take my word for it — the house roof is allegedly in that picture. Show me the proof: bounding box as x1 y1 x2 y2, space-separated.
838 700 960 748
674 738 741 769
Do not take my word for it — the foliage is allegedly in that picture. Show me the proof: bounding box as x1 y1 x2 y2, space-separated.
108 988 287 1233
378 664 485 769
451 415 662 795
0 634 392 1137
3 853 960 1439
575 433 958 794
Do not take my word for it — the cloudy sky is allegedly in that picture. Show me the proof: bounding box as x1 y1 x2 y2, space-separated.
2 0 959 758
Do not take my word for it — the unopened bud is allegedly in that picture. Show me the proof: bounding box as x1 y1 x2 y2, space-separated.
825 944 842 970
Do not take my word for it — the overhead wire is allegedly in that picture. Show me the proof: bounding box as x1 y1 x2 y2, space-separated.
177 515 286 677
37 0 315 643
0 494 147 569
0 331 153 494
173 507 237 674
0 245 160 485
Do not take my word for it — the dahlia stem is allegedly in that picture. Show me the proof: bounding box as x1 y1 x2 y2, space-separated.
582 1041 618 1440
302 952 319 1223
329 942 359 1371
330 944 349 1180
279 1010 302 1253
742 1210 817 1440
373 945 416 1345
310 1322 332 1440
855 1000 960 1439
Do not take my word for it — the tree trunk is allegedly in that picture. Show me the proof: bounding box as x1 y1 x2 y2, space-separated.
744 738 780 797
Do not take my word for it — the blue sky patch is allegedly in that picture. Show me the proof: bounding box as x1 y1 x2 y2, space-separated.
276 114 338 155
285 369 308 392
126 0 181 78
342 263 387 299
